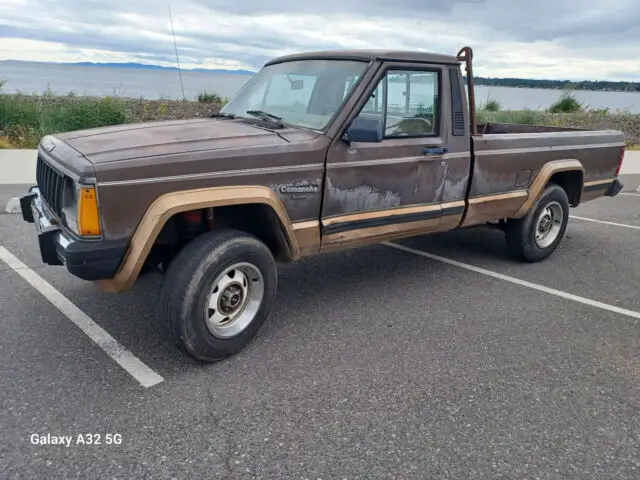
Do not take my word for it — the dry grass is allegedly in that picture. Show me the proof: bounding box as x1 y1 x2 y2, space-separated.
0 135 15 149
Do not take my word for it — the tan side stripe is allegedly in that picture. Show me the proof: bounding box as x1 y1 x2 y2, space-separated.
467 191 528 204
293 220 320 230
440 200 466 209
323 203 441 226
583 178 613 188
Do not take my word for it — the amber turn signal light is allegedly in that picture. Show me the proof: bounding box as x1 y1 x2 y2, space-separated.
77 187 101 236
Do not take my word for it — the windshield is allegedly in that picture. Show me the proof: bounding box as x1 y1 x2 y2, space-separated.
220 59 368 131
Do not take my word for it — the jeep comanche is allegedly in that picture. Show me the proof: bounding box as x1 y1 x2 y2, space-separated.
19 46 626 362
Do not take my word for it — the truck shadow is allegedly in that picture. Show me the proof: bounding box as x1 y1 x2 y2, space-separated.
57 227 515 373
398 227 513 260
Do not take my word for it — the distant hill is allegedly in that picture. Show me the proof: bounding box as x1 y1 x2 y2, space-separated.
0 59 256 75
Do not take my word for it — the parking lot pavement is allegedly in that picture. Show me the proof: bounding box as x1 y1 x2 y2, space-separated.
1 193 639 479
395 197 640 313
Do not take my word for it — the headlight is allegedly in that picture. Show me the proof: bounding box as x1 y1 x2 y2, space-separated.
62 181 101 237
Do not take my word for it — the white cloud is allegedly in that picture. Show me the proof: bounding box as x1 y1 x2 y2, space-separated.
1 0 639 80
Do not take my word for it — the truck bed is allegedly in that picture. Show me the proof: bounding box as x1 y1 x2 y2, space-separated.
460 126 626 227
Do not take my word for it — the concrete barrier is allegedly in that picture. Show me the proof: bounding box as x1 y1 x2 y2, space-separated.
0 149 37 184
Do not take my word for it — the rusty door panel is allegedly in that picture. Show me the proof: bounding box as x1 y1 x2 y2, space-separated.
321 62 454 247
322 140 447 217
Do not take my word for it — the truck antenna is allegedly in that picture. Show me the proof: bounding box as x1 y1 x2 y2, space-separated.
168 4 186 101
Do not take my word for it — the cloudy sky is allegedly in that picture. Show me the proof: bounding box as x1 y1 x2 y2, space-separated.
1 0 639 81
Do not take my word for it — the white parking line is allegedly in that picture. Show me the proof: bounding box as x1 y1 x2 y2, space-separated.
383 242 640 320
619 192 640 197
0 246 164 388
570 216 640 230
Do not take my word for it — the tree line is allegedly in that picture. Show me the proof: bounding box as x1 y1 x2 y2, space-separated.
465 76 640 92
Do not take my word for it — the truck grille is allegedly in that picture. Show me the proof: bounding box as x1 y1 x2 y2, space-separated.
36 155 66 218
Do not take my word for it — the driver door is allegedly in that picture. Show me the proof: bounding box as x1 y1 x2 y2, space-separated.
320 63 450 252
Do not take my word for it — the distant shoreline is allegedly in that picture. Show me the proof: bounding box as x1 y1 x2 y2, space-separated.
2 59 640 93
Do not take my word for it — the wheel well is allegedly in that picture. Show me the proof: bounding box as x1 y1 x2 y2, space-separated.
145 203 293 271
548 170 583 206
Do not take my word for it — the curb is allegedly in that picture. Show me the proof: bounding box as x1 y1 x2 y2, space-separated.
5 197 20 214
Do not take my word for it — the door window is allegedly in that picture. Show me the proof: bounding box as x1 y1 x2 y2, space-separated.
355 69 440 137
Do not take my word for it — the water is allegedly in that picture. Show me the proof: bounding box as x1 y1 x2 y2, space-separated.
0 62 252 100
2 61 640 113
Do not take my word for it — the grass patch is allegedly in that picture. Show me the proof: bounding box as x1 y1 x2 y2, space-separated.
0 93 131 148
198 91 223 103
197 92 229 108
477 109 542 125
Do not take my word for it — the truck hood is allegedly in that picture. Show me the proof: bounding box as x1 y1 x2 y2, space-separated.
55 118 290 164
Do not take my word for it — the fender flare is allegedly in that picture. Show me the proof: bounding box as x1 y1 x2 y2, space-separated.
96 185 298 292
511 159 584 219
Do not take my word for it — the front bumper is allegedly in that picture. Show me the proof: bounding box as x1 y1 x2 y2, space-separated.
19 187 128 281
605 178 624 197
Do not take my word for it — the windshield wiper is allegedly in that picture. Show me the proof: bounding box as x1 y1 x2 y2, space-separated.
245 110 284 127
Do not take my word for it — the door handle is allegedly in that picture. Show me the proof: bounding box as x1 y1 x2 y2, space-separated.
423 147 448 155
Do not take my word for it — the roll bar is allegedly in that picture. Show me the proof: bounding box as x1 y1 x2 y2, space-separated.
456 46 477 136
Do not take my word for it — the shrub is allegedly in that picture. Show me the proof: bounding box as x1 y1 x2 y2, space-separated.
549 92 583 113
484 100 501 112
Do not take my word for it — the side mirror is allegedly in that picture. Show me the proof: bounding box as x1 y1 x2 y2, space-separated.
344 117 384 143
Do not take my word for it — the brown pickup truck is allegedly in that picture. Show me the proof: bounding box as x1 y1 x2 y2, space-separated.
19 46 626 362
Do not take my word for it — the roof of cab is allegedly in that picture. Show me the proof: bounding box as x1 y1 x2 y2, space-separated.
264 49 461 67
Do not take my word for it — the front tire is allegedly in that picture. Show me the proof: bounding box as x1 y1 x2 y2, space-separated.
505 184 570 262
160 229 277 362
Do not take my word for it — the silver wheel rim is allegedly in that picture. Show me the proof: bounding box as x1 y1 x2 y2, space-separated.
204 262 264 339
534 201 564 248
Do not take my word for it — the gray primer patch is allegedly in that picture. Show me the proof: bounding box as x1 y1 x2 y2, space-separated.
325 178 401 214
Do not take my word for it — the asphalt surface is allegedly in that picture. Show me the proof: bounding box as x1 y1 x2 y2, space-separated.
1 180 639 479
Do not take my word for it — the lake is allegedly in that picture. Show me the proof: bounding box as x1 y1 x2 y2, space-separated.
2 61 640 113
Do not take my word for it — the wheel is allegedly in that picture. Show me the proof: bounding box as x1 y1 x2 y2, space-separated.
505 183 570 262
159 228 278 362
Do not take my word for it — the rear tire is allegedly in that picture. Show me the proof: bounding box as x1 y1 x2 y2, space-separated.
505 184 570 262
160 228 277 362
